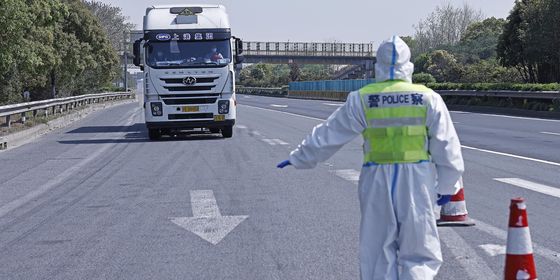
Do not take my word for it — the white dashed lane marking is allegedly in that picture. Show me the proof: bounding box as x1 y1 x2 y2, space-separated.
331 169 360 185
439 227 499 280
323 103 344 107
262 139 289 146
479 244 506 257
541 131 560 136
270 104 288 108
494 178 560 199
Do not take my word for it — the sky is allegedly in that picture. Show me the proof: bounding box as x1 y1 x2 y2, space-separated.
99 0 516 45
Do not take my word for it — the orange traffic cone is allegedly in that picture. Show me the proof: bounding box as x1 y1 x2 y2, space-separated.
437 177 475 227
504 198 537 280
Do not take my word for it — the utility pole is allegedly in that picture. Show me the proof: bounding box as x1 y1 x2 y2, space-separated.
123 31 129 91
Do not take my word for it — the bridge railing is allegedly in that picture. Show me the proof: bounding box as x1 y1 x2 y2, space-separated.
243 42 375 57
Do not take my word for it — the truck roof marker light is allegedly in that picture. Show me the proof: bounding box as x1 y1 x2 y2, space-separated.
170 7 203 15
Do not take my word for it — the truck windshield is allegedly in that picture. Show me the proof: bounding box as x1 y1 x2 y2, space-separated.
146 40 231 68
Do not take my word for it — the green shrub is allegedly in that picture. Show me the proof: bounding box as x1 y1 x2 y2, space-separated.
424 82 560 91
413 73 436 84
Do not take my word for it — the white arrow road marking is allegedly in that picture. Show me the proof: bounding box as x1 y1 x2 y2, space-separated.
541 131 560 136
479 244 506 257
331 169 360 185
439 228 499 280
270 104 288 108
170 190 248 245
494 178 560 199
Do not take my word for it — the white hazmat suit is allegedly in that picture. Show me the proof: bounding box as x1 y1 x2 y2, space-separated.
287 36 464 279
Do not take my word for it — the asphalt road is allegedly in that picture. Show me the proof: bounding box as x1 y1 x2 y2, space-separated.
0 96 559 279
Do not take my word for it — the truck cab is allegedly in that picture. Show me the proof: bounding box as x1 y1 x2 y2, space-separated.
133 5 243 140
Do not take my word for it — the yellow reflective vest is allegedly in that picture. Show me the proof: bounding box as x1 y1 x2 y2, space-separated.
359 80 432 164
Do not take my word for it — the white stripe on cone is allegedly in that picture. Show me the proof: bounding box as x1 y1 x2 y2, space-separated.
441 200 468 216
506 227 534 255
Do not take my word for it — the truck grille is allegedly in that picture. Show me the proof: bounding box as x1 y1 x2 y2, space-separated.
158 75 221 105
163 85 216 92
163 98 217 105
160 77 218 84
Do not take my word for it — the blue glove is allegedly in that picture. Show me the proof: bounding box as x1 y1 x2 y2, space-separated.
277 160 291 168
437 194 452 206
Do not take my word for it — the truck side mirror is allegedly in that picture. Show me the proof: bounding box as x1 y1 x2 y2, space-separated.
235 55 245 65
235 38 243 55
133 39 142 67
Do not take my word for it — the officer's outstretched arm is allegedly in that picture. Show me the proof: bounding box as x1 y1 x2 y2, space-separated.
427 92 465 195
288 91 366 169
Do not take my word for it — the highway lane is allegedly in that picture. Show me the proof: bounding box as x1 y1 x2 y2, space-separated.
239 94 560 164
0 100 559 279
238 95 560 277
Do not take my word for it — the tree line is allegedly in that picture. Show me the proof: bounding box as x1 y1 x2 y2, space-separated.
0 0 133 106
240 1 559 88
409 0 559 84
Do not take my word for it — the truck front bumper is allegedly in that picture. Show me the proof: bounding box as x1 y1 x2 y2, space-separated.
146 120 235 130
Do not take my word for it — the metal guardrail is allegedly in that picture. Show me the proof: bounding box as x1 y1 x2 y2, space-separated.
237 87 287 97
0 92 135 131
238 87 560 102
243 41 375 57
436 90 560 100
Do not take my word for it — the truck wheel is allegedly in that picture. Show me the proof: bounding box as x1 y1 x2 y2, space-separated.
221 125 233 138
148 128 161 140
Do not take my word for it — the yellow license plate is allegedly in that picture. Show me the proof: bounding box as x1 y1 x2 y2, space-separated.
214 115 225 121
181 106 199 112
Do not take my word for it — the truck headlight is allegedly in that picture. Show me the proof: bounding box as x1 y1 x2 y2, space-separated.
150 102 163 116
218 100 230 114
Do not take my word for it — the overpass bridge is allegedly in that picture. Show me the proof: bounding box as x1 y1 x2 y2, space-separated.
242 41 375 64
242 41 376 78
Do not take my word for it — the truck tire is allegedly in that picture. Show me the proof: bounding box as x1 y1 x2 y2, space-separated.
148 128 161 140
221 125 233 138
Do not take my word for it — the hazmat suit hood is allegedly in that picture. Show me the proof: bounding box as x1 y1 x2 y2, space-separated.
375 36 414 83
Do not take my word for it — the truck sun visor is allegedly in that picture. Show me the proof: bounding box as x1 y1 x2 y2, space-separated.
170 7 203 15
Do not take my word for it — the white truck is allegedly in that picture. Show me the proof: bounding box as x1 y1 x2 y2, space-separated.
133 5 243 140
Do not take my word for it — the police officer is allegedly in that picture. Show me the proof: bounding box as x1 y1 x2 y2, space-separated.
277 36 464 279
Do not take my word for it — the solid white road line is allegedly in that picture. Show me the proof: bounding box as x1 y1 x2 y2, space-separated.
242 104 560 167
439 227 499 280
472 218 560 265
331 169 360 184
262 139 277 146
462 145 560 167
494 178 560 199
541 131 560 136
323 102 344 107
273 139 289 145
479 244 506 257
270 104 288 108
240 104 325 121
477 113 560 123
0 108 139 219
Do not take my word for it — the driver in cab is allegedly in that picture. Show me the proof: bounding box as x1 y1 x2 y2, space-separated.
206 46 224 62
